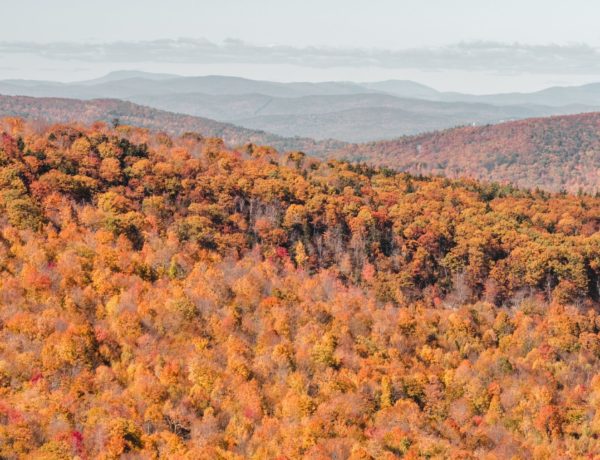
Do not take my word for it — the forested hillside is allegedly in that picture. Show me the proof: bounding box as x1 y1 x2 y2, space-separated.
0 95 344 156
3 95 600 193
334 112 600 193
1 118 600 458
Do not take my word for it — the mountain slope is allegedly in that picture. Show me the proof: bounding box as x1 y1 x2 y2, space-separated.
1 118 600 458
361 79 441 99
3 94 600 193
130 91 597 142
0 95 344 155
78 70 181 85
333 112 600 192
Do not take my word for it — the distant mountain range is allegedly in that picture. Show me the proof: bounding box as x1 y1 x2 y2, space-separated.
1 71 599 142
437 83 600 107
129 92 591 142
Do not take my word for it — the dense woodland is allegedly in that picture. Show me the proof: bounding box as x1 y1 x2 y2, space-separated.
335 112 600 193
0 118 600 458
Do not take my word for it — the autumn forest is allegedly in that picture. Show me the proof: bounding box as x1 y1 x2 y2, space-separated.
0 117 598 458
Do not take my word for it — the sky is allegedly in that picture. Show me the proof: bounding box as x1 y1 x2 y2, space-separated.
2 0 600 93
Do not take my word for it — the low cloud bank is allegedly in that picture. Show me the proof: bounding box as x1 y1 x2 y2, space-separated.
1 39 600 74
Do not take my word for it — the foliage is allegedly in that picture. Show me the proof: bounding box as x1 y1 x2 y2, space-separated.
0 118 599 458
335 112 600 193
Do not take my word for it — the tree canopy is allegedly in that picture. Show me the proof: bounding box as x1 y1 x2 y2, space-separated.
0 118 599 458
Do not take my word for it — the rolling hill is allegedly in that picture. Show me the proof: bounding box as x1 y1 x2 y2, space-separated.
333 112 600 193
2 94 600 193
0 73 376 99
129 92 591 142
2 71 600 142
0 95 345 155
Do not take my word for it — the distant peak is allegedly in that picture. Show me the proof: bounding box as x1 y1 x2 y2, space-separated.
77 70 181 85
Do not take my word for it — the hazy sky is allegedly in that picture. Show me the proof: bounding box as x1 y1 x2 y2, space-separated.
2 0 600 92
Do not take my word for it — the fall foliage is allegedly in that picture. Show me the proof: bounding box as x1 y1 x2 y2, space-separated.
4 94 600 194
334 112 600 193
0 117 600 458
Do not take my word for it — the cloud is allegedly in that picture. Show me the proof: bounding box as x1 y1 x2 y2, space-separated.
1 39 600 74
